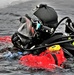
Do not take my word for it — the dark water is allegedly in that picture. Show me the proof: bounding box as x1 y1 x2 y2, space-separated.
0 0 74 75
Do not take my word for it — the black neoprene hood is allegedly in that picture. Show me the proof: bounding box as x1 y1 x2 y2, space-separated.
34 4 58 28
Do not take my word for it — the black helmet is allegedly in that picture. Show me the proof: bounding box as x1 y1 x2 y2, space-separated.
34 4 58 29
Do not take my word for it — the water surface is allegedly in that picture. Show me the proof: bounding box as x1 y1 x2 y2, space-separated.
0 0 74 75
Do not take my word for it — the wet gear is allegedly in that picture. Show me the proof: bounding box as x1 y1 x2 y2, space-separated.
20 45 66 70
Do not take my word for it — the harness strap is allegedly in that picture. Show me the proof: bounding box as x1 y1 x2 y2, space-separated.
52 54 58 65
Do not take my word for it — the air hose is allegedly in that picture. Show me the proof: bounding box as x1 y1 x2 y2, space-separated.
22 35 74 57
22 35 74 51
54 16 73 32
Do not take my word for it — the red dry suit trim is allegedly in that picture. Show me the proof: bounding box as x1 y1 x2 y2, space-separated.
0 36 11 43
19 47 66 70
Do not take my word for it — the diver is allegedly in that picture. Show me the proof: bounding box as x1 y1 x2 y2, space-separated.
11 4 74 57
11 4 59 55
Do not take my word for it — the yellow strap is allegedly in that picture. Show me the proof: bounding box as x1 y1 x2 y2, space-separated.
48 45 61 52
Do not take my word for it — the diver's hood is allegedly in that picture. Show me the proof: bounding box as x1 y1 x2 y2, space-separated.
33 4 58 28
